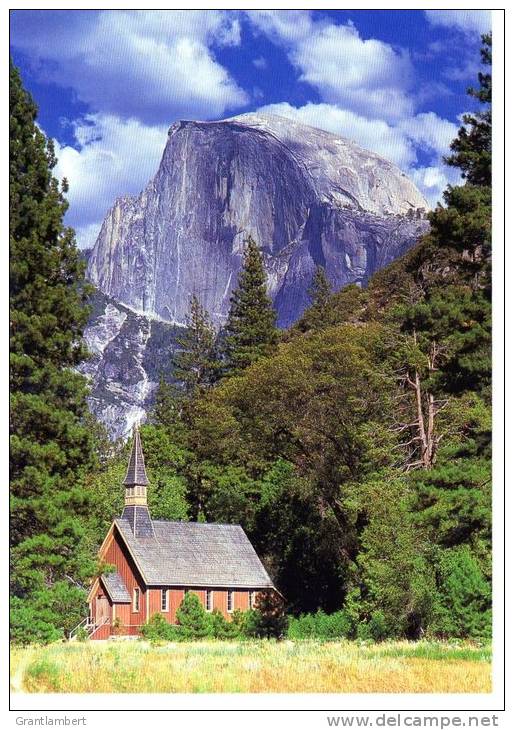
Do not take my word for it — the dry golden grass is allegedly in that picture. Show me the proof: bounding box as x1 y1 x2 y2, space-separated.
10 639 491 694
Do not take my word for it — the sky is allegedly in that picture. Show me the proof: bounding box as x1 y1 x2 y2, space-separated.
10 9 491 249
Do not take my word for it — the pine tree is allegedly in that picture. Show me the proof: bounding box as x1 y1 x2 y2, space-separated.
10 61 96 637
445 33 491 187
174 294 219 394
223 236 278 375
388 34 492 470
300 265 332 331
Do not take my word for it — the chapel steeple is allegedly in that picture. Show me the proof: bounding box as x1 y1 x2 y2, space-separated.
120 425 155 538
123 424 149 506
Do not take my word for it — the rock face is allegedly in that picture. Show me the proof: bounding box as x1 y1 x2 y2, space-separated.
87 113 429 328
80 291 184 439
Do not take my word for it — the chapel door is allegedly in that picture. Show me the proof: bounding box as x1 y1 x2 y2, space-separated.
96 594 109 624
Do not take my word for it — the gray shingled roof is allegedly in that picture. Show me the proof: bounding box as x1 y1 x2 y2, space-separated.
101 572 131 602
123 427 149 486
114 519 274 589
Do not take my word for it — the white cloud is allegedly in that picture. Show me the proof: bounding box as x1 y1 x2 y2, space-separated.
11 10 248 123
73 223 105 252
396 112 458 158
409 165 462 208
247 11 414 123
248 12 465 207
246 10 313 44
292 23 413 122
424 10 491 35
53 114 168 247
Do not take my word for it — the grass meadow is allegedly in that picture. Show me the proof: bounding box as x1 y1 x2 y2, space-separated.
10 639 491 694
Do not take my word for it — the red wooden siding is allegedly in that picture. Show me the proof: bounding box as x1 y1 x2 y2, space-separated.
145 588 254 624
89 527 148 631
88 525 273 639
103 528 147 624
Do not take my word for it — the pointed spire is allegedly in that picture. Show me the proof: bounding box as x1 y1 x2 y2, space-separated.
123 424 149 487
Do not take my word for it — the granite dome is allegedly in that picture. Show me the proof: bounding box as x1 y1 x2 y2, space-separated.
87 112 429 329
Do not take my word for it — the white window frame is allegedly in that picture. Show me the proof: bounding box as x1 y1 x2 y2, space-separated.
227 590 234 613
133 587 140 613
161 588 168 612
249 591 255 609
206 590 213 612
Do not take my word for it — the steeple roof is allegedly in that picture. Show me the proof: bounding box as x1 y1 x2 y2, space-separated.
123 426 150 486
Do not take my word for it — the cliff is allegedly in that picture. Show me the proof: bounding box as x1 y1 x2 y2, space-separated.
87 113 429 328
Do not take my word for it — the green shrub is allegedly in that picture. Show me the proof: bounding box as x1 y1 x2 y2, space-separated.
431 547 492 639
140 612 186 642
287 610 353 640
75 627 89 642
368 611 388 642
10 596 63 645
210 609 239 639
246 591 288 639
176 592 211 638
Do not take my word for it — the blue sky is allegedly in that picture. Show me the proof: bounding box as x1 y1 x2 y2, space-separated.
10 9 491 249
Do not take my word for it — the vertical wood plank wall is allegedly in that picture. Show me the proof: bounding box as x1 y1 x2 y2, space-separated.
146 588 253 623
98 527 147 627
89 530 266 638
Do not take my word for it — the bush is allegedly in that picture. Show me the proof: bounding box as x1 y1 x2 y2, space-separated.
431 547 492 639
210 609 239 639
176 592 211 638
247 591 288 639
75 627 90 642
140 613 186 643
367 611 388 642
10 582 88 645
287 610 353 640
10 596 63 645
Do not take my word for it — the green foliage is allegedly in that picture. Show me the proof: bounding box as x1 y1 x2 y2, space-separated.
176 592 211 638
223 236 278 375
287 610 353 640
348 475 438 639
173 295 220 394
210 609 240 639
74 627 90 642
247 591 288 639
296 265 333 332
140 613 186 643
139 425 189 521
151 376 183 432
431 547 492 639
10 581 88 645
10 60 98 636
445 33 491 186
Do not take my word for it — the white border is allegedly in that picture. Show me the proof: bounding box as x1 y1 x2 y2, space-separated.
4 1 507 722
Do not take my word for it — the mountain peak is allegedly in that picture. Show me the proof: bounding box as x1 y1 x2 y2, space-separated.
87 113 428 330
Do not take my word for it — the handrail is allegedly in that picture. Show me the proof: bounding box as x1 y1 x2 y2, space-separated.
88 617 110 638
69 616 92 640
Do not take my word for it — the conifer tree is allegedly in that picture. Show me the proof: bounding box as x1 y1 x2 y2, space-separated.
445 33 491 187
394 33 492 470
10 61 96 637
303 265 332 331
223 236 278 375
174 294 219 394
